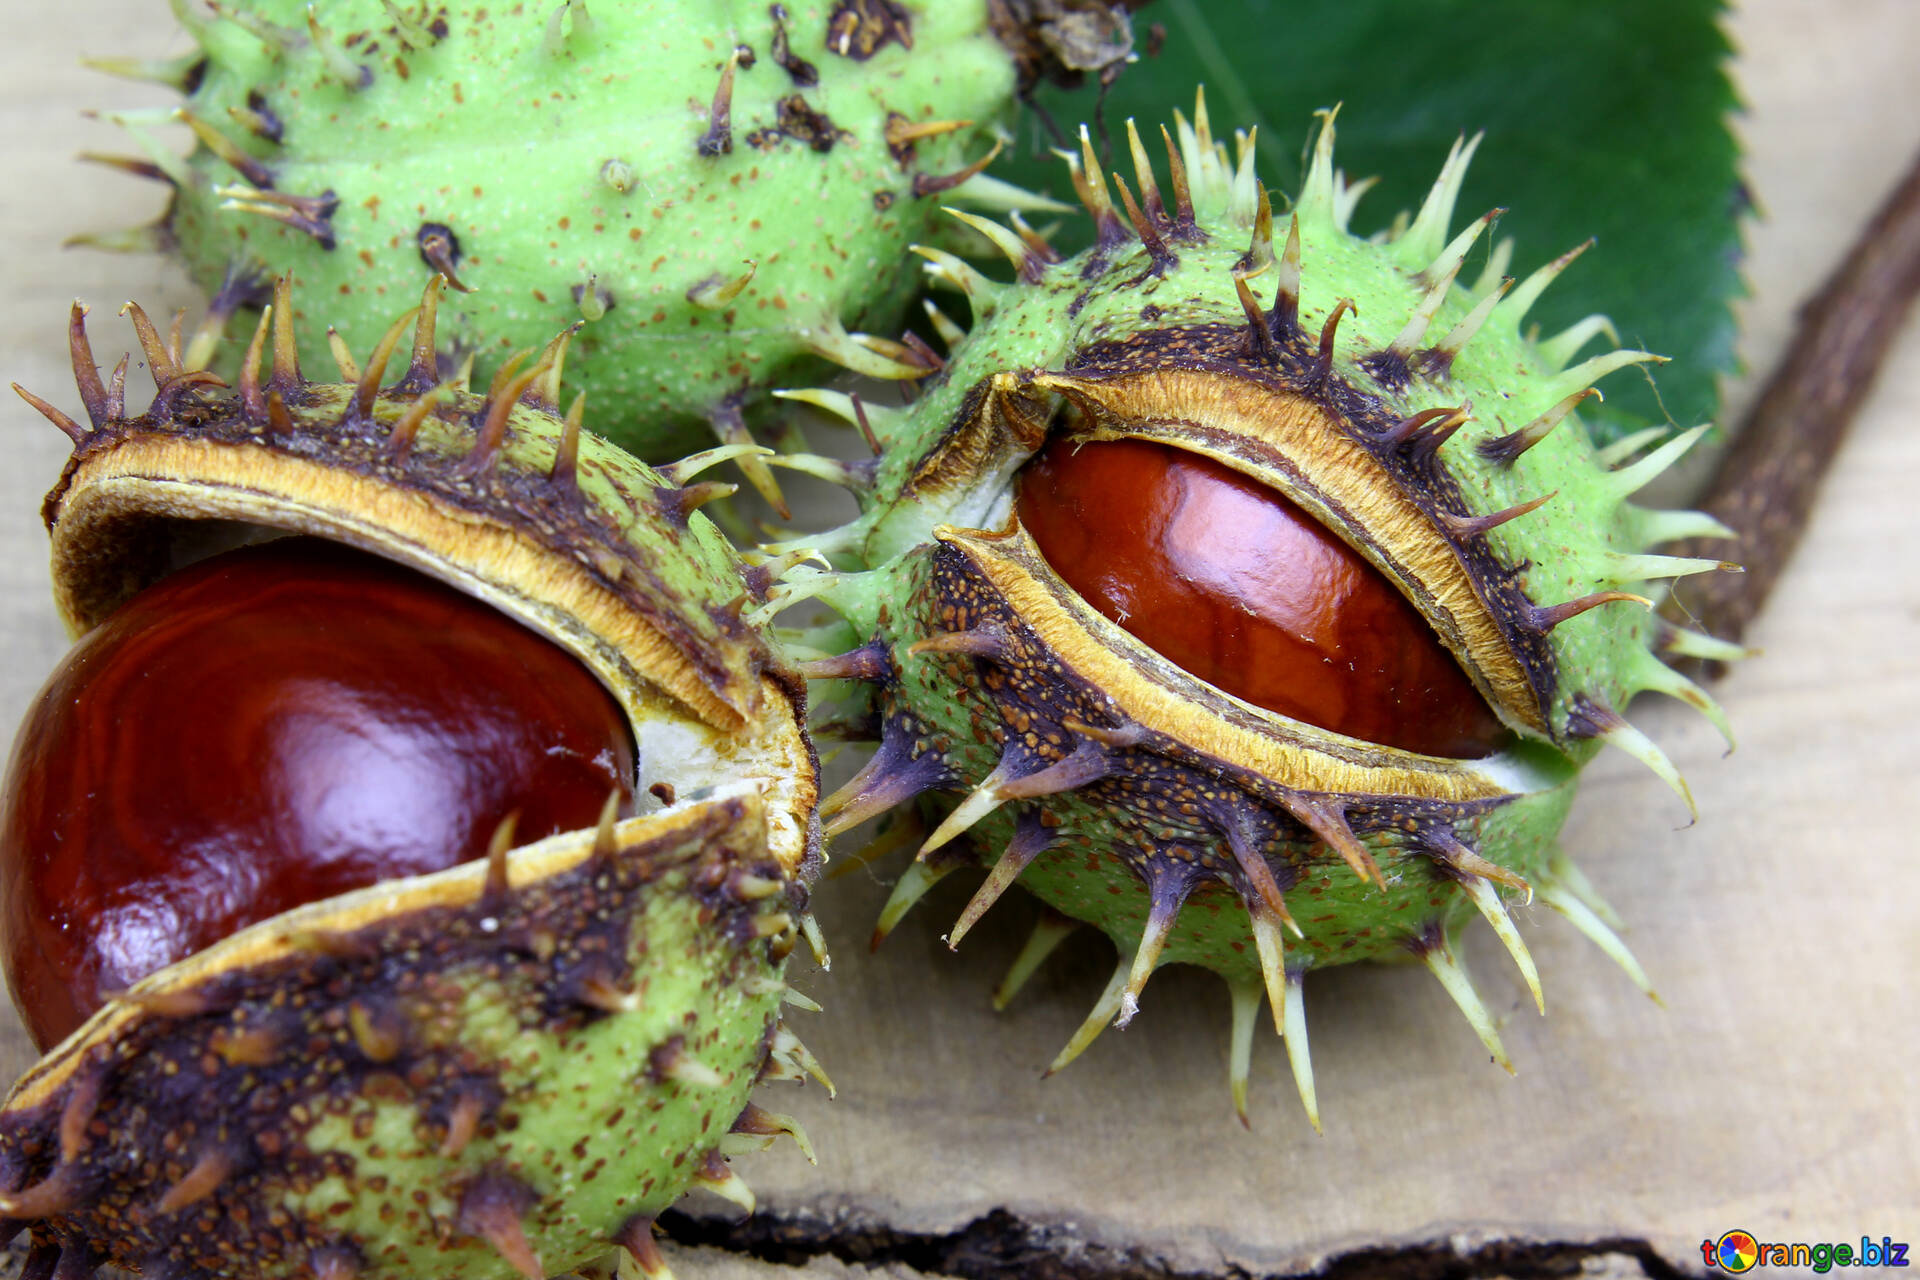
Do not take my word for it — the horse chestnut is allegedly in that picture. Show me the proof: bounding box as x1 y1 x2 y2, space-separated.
0 537 637 1050
1016 436 1507 758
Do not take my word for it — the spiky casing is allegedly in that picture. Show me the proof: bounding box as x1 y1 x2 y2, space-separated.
0 281 827 1277
0 795 795 1280
793 100 1739 1120
113 0 1031 462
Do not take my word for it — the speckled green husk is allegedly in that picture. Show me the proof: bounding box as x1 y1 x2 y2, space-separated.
135 0 1028 456
0 287 823 1274
0 793 787 1280
796 100 1733 1098
837 548 1580 983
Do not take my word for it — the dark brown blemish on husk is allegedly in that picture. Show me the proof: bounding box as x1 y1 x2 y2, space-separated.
746 96 848 154
415 222 471 291
826 0 912 60
767 5 818 85
241 90 285 143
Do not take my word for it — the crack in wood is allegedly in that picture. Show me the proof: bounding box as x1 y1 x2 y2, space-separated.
660 1208 1694 1280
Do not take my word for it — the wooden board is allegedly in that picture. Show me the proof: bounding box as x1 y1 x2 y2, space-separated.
1 3 1916 1276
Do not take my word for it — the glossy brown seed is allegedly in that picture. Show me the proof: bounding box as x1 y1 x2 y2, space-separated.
0 538 637 1049
1016 436 1507 759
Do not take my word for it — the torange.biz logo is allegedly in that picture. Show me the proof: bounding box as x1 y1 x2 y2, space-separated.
1704 1231 1910 1273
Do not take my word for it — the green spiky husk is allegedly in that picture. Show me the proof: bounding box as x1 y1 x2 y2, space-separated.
837 545 1580 983
147 0 1023 456
2 284 826 1274
0 793 790 1280
796 100 1732 1102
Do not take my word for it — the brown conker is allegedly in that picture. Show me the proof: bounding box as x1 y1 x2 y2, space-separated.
0 538 638 1049
1016 436 1507 759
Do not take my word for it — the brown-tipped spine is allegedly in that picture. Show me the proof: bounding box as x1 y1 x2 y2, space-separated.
156 1147 235 1215
912 138 1002 198
614 1216 670 1278
12 385 88 445
1010 211 1062 267
0 1164 80 1220
946 812 1051 950
654 481 737 526
308 1244 364 1280
234 307 271 424
1123 118 1165 224
414 224 471 292
77 151 177 186
1270 213 1303 338
1306 298 1355 387
522 325 579 412
1281 795 1381 888
104 355 128 422
181 108 275 188
438 1090 486 1160
1400 403 1472 465
220 187 340 249
267 275 301 395
119 304 176 396
1479 387 1602 465
397 275 448 393
56 1064 104 1165
384 384 451 462
1159 124 1198 236
265 389 295 438
1216 805 1299 935
1235 268 1275 363
849 391 885 455
346 308 419 424
480 812 518 910
1112 173 1174 270
1071 125 1126 248
1423 827 1532 895
1437 491 1556 539
821 716 955 837
67 304 111 428
1528 590 1652 634
796 638 894 683
456 1171 543 1280
549 392 585 492
462 363 549 478
908 627 1007 661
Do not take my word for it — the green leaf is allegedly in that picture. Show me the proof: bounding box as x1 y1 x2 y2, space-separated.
997 0 1743 442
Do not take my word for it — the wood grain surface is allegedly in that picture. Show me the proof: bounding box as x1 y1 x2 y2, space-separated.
1 3 1916 1277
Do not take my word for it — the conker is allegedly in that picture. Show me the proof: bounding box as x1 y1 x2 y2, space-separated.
1016 436 1508 758
0 538 638 1049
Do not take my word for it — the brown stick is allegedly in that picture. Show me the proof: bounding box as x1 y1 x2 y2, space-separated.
1665 148 1920 671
